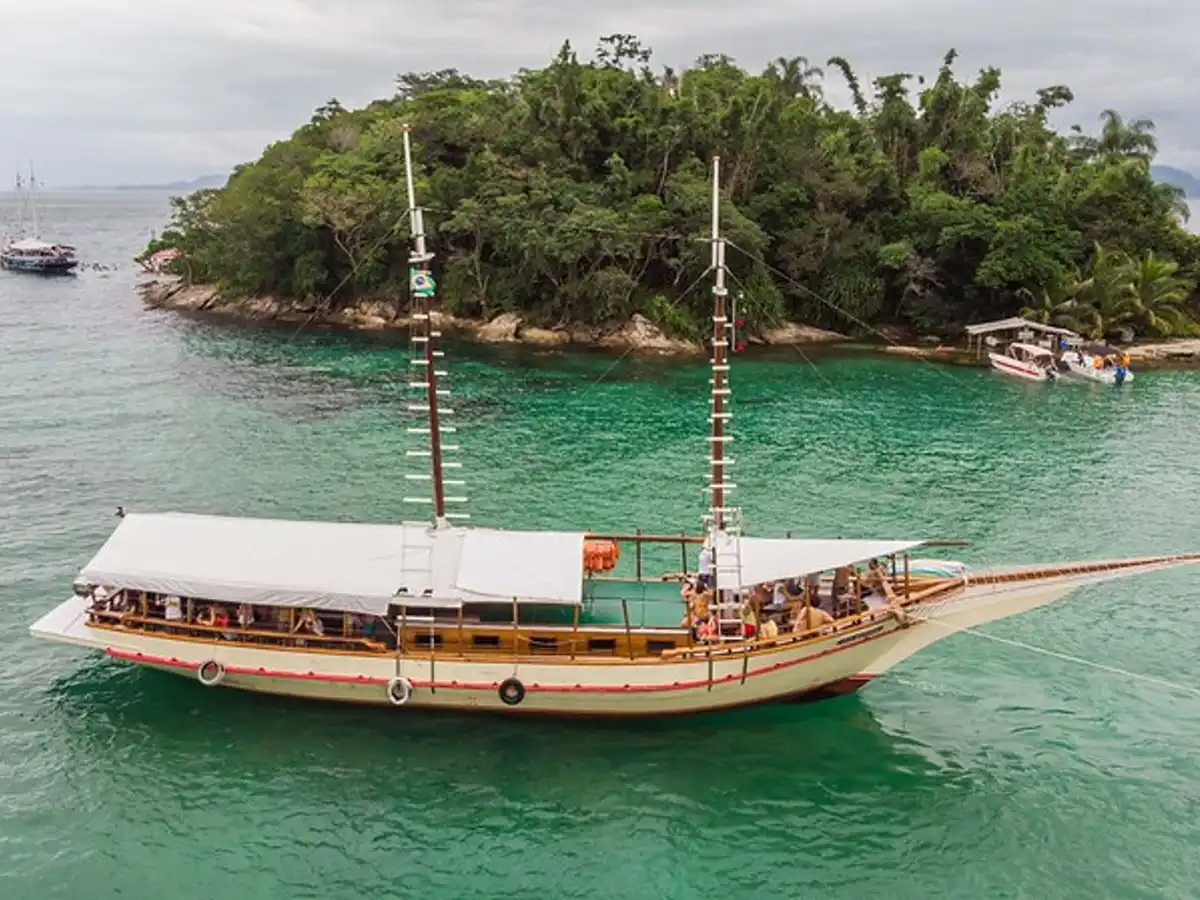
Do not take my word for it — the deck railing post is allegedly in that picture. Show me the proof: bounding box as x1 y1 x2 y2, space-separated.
635 528 643 581
621 598 635 660
904 554 911 600
511 597 519 658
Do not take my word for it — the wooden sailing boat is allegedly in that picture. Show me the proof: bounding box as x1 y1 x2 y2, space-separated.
30 135 1200 715
1 164 79 274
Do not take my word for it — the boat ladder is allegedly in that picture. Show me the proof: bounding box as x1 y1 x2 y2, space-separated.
707 508 746 642
403 307 470 521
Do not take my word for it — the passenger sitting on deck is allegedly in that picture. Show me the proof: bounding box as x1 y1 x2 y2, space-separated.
294 609 324 636
862 559 896 604
236 604 255 628
831 566 852 612
198 605 230 629
742 600 759 638
863 558 907 621
89 584 111 610
768 581 788 612
793 603 835 634
163 594 183 622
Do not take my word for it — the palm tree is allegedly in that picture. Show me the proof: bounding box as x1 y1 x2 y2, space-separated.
1155 181 1191 222
826 56 866 116
1070 244 1137 339
1123 251 1195 336
766 56 823 100
1096 109 1157 161
1072 110 1158 163
1018 277 1088 333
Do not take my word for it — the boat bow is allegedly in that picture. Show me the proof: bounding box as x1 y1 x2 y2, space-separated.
861 552 1200 680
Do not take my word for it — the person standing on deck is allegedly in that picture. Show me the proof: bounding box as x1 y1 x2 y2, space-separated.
698 542 713 590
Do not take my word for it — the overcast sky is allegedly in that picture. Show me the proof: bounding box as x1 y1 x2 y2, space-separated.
3 0 1198 186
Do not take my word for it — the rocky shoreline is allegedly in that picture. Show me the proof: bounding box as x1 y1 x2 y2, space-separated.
137 278 1200 368
135 278 846 354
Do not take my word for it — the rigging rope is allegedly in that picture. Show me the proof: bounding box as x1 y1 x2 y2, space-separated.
286 208 413 342
723 238 1003 404
579 263 715 392
913 615 1200 699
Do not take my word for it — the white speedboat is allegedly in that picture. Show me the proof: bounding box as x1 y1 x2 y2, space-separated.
1061 348 1133 385
988 342 1059 381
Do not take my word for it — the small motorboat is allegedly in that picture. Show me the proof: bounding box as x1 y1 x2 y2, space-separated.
988 342 1059 382
1060 346 1134 385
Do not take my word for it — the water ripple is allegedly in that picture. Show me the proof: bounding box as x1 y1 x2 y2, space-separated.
2 192 1200 899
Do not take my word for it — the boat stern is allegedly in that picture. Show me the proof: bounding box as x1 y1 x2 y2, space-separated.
29 597 104 650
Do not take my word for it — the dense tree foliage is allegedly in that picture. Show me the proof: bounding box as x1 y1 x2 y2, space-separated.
150 38 1200 338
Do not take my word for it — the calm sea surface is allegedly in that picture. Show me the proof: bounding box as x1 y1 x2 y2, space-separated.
2 191 1199 899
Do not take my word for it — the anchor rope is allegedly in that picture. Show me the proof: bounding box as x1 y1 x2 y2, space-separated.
913 616 1200 699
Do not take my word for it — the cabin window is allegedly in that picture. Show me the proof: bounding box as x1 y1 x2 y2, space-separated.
646 639 676 655
412 633 444 649
587 638 617 654
529 636 557 653
472 634 501 649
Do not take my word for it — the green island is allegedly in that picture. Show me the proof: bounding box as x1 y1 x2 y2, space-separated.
142 36 1200 355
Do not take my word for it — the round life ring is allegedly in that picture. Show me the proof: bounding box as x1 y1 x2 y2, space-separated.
386 676 413 707
498 677 525 706
197 659 225 687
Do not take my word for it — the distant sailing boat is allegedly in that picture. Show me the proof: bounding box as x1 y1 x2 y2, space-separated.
28 132 1200 716
1 164 78 275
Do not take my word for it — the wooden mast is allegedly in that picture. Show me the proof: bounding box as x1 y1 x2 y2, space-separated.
401 125 466 525
708 156 731 530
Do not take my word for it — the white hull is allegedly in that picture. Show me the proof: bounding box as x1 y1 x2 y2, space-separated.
37 558 1193 715
1061 353 1133 385
988 352 1054 382
32 598 906 714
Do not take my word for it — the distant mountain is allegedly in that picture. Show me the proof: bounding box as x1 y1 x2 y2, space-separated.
1151 165 1200 195
69 174 228 192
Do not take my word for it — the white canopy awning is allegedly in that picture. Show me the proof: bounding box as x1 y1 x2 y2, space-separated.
79 513 586 613
455 529 584 605
713 534 925 588
964 317 1077 338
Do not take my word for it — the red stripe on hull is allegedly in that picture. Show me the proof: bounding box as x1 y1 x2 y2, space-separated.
103 623 895 698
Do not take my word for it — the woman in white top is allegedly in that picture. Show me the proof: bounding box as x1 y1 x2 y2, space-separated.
163 595 183 622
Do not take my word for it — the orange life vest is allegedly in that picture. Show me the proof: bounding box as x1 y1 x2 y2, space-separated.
583 540 620 573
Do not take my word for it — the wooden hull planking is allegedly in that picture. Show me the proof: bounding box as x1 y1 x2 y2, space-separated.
32 553 1200 716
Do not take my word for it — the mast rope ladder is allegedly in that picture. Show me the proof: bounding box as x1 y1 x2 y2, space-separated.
400 124 467 525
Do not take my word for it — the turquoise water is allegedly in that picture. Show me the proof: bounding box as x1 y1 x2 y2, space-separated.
2 192 1200 898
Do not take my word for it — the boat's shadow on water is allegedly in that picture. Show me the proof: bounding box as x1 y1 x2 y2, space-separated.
44 659 973 811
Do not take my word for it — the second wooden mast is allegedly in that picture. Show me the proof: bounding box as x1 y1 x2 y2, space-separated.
707 156 733 531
